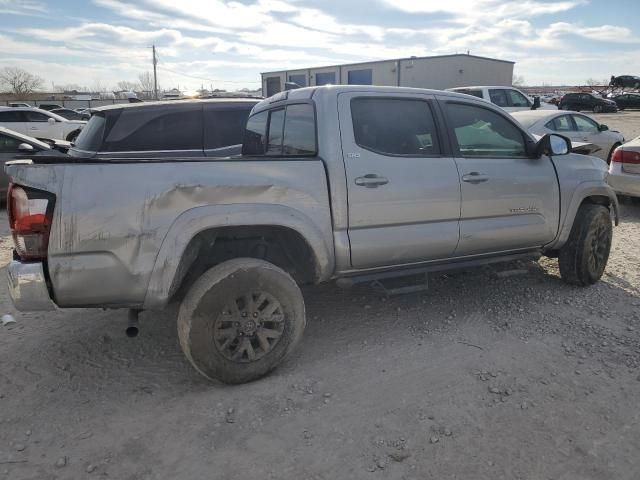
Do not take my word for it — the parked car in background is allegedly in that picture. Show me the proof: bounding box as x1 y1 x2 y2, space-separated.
0 107 86 142
446 85 554 112
51 107 91 121
9 103 31 108
0 126 54 198
512 110 624 163
6 86 618 384
559 93 618 113
608 137 640 201
612 93 640 110
70 98 259 159
610 75 640 89
36 103 64 111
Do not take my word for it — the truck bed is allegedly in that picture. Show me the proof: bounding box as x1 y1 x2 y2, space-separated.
6 157 334 308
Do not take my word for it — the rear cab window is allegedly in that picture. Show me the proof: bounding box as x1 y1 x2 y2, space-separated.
242 103 316 156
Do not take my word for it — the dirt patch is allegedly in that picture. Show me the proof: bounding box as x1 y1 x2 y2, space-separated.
1 148 640 478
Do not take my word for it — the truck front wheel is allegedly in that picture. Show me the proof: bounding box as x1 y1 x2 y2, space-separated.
178 258 306 384
558 204 612 286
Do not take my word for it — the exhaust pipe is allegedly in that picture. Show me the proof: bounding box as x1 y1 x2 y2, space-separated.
126 309 141 338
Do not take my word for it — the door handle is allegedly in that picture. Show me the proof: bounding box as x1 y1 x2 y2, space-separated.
29 127 38 130
462 172 489 184
354 174 389 188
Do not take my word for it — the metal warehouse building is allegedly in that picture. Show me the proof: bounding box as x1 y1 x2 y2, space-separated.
261 53 514 97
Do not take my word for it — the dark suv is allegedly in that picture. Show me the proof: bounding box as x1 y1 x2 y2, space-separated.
559 93 618 113
70 98 260 159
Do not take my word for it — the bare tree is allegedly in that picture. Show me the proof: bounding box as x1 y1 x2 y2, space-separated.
116 80 138 92
91 79 109 93
137 72 160 99
0 67 44 97
512 74 525 87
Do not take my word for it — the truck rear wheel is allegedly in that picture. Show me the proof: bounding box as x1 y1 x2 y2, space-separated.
178 258 306 384
558 204 612 286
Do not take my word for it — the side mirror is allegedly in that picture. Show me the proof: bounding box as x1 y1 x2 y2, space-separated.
598 124 609 131
18 143 35 152
47 117 55 125
535 133 571 157
531 96 541 110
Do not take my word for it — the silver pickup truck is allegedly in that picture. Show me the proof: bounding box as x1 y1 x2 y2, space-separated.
6 86 619 384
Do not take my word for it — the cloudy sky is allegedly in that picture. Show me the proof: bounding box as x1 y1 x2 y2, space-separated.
1 0 639 92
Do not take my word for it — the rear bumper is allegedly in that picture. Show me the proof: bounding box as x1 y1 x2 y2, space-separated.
608 163 640 197
7 261 56 311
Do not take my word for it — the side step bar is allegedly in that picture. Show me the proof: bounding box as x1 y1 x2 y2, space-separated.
335 251 541 290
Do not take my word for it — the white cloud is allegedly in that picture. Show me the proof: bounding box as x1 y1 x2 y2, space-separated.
2 0 638 91
0 0 47 15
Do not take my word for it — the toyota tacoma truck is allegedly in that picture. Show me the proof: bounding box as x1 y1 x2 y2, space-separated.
5 86 619 384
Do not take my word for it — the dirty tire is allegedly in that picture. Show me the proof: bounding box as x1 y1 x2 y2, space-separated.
559 204 612 286
178 258 306 384
593 105 602 113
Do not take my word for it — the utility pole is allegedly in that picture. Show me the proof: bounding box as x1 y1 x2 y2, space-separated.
152 44 158 100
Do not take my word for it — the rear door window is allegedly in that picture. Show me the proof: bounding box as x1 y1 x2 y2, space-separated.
0 111 25 122
203 106 252 150
545 115 574 132
488 89 509 107
282 104 316 155
102 105 202 152
25 111 51 122
350 97 440 156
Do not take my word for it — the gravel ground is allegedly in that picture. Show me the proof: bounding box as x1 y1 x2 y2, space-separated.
1 113 640 480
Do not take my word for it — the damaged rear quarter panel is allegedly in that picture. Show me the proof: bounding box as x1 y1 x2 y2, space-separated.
40 160 332 308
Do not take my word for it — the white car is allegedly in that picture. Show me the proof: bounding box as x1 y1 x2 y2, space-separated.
511 110 624 164
446 86 557 113
608 137 640 200
0 107 85 142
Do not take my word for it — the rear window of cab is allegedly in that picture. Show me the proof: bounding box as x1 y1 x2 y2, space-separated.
242 103 316 156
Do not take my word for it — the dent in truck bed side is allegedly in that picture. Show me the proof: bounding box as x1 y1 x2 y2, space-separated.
7 159 333 309
143 202 334 309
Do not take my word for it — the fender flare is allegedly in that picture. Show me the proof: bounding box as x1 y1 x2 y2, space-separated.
547 182 619 250
143 203 334 309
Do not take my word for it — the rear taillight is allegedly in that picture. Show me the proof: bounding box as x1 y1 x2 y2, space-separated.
8 184 55 261
611 147 640 164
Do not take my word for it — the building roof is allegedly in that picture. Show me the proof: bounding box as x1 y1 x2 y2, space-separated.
261 53 515 76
